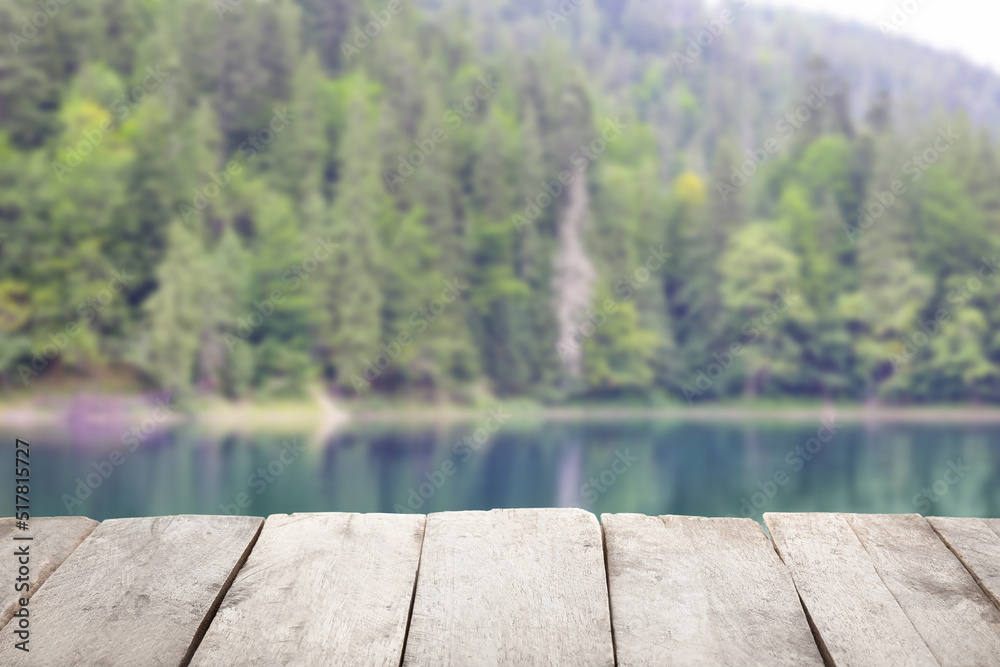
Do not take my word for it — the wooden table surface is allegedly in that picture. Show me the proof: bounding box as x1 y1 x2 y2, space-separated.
2 510 999 666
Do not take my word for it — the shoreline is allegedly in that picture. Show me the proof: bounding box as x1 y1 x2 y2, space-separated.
6 395 1000 432
354 404 1000 424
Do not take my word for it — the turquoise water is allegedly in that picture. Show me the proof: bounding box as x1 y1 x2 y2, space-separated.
3 420 999 521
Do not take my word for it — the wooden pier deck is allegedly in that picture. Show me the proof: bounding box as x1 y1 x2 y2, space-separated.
3 510 1000 666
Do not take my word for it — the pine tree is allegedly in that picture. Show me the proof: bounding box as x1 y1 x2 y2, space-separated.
319 79 386 391
719 222 814 396
138 219 207 395
200 227 251 396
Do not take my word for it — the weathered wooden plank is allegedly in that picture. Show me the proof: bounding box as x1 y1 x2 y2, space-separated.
0 517 99 628
0 515 262 666
845 513 1000 665
402 508 615 667
191 513 425 667
603 514 823 666
928 516 1000 610
765 512 938 666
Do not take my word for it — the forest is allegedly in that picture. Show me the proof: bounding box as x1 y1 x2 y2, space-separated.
2 0 1000 404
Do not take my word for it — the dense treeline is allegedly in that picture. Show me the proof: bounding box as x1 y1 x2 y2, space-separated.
1 0 1000 404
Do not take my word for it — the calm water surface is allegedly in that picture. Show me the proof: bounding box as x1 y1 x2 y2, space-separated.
3 420 999 521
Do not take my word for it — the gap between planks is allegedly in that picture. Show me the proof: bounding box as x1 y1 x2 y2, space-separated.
767 512 1000 666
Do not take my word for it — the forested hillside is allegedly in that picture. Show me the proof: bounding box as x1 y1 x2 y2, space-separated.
2 0 1000 404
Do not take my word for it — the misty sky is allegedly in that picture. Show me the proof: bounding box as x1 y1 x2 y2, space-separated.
748 0 999 74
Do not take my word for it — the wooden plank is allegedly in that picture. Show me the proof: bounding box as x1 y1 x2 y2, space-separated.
191 513 425 667
928 517 1000 610
402 508 615 667
602 514 823 666
765 512 938 666
845 514 1000 665
0 515 262 666
0 517 99 628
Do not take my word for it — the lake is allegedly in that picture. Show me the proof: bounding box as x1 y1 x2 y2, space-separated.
3 419 999 522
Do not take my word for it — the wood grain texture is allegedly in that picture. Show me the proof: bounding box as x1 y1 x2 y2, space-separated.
402 508 615 667
765 512 938 666
844 513 1000 665
0 515 262 667
928 517 1000 610
603 514 823 666
0 517 99 628
191 513 426 667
